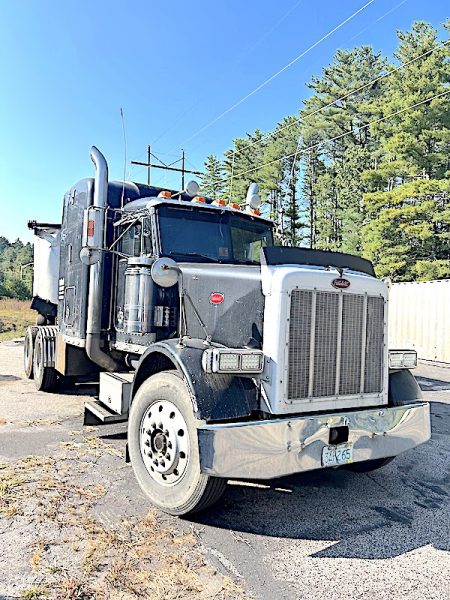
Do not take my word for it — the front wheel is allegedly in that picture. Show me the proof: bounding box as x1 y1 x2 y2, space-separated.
128 371 227 516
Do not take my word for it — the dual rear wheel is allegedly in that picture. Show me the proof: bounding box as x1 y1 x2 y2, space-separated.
23 326 58 392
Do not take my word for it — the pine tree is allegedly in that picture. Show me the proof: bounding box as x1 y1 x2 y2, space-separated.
223 130 266 204
299 46 386 251
200 155 226 200
260 116 303 244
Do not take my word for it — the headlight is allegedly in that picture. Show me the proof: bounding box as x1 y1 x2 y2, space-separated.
218 353 240 371
202 348 264 374
389 350 417 369
241 353 264 371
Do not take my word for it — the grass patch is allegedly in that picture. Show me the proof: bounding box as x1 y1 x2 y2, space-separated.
0 298 35 341
1 439 250 599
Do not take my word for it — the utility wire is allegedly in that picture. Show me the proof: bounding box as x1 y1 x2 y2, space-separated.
348 0 409 43
226 37 450 159
150 0 306 146
206 88 450 187
181 0 377 145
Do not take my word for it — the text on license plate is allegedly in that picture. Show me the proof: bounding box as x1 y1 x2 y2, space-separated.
322 442 353 467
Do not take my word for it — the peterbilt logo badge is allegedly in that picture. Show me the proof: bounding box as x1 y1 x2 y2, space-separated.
332 278 351 289
210 292 224 305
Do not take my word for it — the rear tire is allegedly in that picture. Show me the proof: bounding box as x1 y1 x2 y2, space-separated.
24 326 38 379
33 331 58 392
128 371 227 516
345 457 395 473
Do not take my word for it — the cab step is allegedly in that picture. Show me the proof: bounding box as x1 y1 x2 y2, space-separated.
83 400 128 426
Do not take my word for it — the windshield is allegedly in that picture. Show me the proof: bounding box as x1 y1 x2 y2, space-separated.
158 205 273 264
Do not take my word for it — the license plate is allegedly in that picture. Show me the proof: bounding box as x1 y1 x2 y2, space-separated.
322 442 353 467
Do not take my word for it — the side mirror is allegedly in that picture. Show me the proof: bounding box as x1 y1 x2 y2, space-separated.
151 257 179 287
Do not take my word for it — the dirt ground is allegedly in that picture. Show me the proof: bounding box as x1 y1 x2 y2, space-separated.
1 339 450 600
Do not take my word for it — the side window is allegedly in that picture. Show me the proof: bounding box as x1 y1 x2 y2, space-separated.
120 218 153 257
142 217 153 255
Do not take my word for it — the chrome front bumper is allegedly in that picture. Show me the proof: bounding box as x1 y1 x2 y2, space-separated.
197 402 430 479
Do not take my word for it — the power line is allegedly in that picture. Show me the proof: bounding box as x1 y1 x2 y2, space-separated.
225 38 450 159
150 0 306 146
180 0 377 146
348 0 409 43
207 88 450 188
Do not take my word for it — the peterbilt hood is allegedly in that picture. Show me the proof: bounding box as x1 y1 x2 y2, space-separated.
179 263 264 348
261 263 387 298
260 263 389 415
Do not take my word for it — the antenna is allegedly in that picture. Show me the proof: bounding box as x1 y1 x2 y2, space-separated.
120 107 127 208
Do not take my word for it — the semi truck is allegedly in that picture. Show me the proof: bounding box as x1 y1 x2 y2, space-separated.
24 146 431 515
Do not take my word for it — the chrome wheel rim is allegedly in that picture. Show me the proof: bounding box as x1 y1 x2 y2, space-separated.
139 400 190 486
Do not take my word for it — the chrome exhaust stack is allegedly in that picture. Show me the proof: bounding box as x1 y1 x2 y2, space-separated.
86 146 120 371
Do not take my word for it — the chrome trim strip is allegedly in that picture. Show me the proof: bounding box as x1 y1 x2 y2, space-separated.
307 290 317 398
335 293 343 395
198 402 430 480
360 293 368 393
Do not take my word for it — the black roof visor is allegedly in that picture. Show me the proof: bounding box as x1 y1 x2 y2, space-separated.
261 247 375 277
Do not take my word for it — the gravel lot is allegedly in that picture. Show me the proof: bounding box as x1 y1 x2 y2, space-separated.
1 339 449 599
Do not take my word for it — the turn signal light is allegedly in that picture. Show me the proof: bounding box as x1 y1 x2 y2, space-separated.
388 350 417 369
202 348 264 374
158 190 172 199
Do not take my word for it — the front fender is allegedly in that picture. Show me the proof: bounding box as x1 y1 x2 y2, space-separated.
131 339 259 422
388 368 423 405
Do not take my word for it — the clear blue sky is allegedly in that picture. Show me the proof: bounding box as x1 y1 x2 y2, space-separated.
0 0 448 242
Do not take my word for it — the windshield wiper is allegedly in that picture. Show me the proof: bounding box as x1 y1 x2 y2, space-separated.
168 251 221 263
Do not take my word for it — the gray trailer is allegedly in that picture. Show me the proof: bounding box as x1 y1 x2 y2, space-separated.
24 147 431 515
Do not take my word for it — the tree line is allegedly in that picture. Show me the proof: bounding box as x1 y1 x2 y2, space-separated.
200 21 450 281
0 237 33 300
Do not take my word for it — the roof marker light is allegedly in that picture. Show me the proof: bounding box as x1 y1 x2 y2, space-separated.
213 198 227 206
158 190 172 199
193 196 206 203
228 202 241 211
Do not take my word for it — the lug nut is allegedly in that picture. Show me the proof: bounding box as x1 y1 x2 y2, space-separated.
164 429 169 436
165 453 170 460
158 422 163 430
151 423 156 429
160 460 165 467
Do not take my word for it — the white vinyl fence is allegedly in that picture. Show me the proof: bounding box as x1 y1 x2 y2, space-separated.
388 279 450 364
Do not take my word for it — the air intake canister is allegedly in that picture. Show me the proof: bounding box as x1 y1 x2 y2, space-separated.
123 257 154 334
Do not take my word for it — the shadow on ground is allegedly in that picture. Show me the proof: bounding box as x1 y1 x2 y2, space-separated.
190 402 450 560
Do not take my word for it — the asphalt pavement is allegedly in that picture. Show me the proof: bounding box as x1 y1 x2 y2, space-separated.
0 339 449 599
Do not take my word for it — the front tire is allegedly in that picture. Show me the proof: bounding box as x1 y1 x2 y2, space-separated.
128 371 227 516
33 331 58 392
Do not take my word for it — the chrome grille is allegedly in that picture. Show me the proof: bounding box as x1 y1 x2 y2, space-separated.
288 290 384 400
